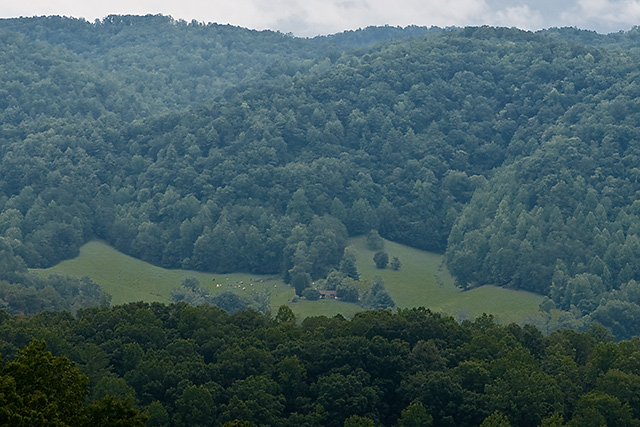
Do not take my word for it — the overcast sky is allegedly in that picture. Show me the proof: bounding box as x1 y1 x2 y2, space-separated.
1 0 639 37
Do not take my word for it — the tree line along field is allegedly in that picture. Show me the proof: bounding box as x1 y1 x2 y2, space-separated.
33 237 543 323
3 18 640 337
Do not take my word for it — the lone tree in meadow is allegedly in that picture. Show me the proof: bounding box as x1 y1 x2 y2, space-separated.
373 251 389 269
362 276 395 309
340 248 360 280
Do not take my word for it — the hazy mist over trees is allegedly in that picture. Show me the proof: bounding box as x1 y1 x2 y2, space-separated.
2 16 640 337
5 14 640 426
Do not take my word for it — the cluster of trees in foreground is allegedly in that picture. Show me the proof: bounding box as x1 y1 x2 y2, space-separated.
1 303 640 426
0 340 147 426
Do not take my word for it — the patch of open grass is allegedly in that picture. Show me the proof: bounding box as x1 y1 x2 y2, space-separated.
32 241 287 307
33 238 544 324
267 286 362 319
350 235 544 324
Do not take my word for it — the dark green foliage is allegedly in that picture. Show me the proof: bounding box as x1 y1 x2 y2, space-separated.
337 282 360 302
325 270 346 290
170 277 212 306
291 269 313 297
2 305 640 426
390 256 402 271
366 230 384 251
340 248 360 281
0 271 108 316
398 402 433 427
0 15 318 114
274 305 296 324
0 339 146 426
373 251 389 269
210 292 254 314
361 277 396 310
480 411 512 427
545 26 640 52
343 414 377 426
302 288 321 301
4 16 640 336
181 276 201 291
83 395 148 427
0 19 555 278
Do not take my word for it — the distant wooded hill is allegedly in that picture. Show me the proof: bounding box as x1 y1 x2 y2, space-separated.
2 16 640 336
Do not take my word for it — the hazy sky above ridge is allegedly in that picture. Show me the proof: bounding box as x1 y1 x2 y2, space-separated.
1 0 639 37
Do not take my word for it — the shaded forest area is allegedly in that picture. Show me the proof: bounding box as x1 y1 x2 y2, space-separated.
2 303 640 426
3 16 640 337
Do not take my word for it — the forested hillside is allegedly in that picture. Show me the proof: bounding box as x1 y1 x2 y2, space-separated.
3 16 640 337
1 302 638 427
0 15 440 113
545 26 640 52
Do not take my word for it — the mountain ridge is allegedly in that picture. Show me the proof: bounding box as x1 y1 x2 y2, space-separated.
1 18 640 336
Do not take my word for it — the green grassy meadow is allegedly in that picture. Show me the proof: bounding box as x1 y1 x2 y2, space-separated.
349 236 544 324
33 238 544 323
32 241 290 307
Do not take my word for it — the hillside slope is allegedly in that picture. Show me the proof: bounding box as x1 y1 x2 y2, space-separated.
2 19 640 335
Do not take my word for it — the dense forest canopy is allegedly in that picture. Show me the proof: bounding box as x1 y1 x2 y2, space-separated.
0 15 442 114
3 16 640 337
1 302 639 427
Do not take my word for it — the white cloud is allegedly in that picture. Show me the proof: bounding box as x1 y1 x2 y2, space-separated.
561 0 640 31
219 0 494 36
484 5 544 30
